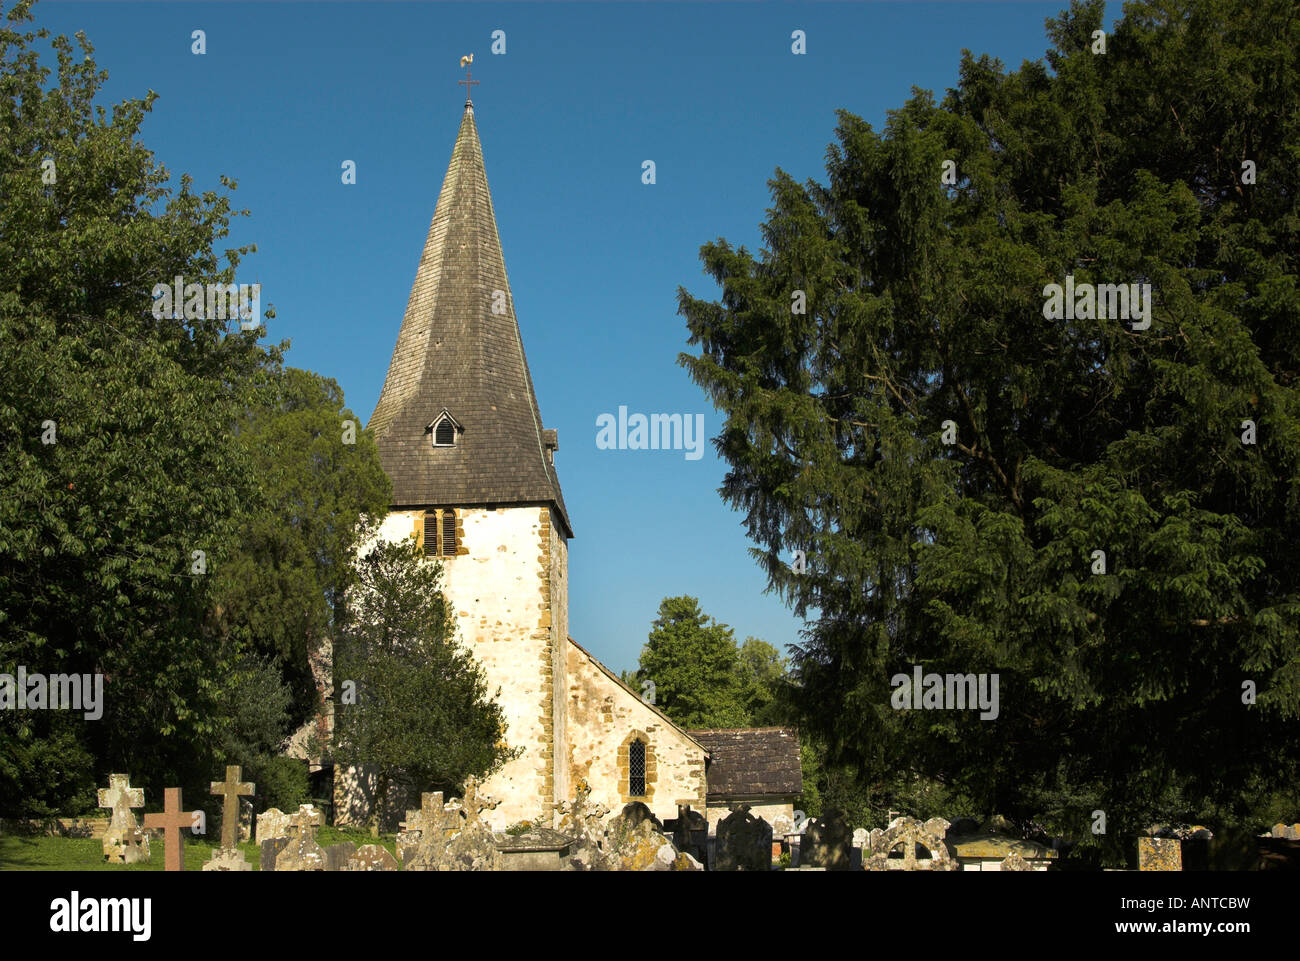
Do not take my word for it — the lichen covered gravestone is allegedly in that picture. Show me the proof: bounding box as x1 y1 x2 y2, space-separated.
403 777 503 871
97 774 149 864
344 844 401 871
557 781 610 871
272 804 327 871
863 816 956 871
257 807 290 845
602 802 680 871
203 765 254 871
1138 836 1182 871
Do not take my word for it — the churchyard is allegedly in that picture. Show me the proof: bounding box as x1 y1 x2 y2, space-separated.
4 767 1294 872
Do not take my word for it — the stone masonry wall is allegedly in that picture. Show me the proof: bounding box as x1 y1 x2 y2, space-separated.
566 642 707 825
336 506 556 831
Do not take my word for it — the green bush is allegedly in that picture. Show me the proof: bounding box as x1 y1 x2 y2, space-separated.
246 756 310 813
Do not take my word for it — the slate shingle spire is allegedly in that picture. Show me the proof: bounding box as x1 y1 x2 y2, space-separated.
369 97 571 536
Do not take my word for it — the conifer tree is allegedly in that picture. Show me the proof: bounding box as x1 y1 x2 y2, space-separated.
678 0 1300 858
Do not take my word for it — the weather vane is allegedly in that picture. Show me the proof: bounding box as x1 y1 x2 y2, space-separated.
459 54 479 102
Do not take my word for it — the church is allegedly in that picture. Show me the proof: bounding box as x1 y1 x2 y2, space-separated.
331 77 800 834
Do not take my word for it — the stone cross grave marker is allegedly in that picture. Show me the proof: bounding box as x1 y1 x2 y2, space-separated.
97 773 149 864
460 775 499 827
210 765 254 850
398 791 444 865
274 803 327 871
143 788 191 872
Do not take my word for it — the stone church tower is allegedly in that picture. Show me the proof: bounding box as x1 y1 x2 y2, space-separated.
333 89 713 832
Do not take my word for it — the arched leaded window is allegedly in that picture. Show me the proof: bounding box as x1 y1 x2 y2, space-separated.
628 739 646 798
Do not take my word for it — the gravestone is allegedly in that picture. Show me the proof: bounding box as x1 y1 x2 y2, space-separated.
203 847 253 872
863 815 957 871
257 807 290 845
274 804 326 871
440 777 503 871
400 792 453 870
802 807 853 870
142 787 191 872
602 802 676 871
715 804 773 871
403 778 502 871
97 774 149 864
558 781 610 871
669 804 709 865
999 850 1033 871
203 765 254 871
211 766 254 849
852 827 868 869
344 844 401 871
260 836 290 872
1138 836 1182 871
324 841 357 871
239 798 253 843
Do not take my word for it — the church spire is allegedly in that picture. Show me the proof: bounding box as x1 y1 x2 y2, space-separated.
369 82 571 536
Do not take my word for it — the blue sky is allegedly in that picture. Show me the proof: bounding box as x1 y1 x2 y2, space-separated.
33 0 1120 674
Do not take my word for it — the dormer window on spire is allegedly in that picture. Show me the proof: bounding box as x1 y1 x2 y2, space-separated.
429 410 462 447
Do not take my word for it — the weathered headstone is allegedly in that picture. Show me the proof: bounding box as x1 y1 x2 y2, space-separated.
203 765 255 871
558 781 611 871
260 836 290 872
203 847 253 872
97 774 149 864
344 844 401 871
715 804 774 871
863 815 956 871
239 798 254 843
440 777 503 871
403 778 502 871
802 807 853 870
142 788 190 872
274 804 326 871
257 807 290 844
399 792 451 869
670 803 709 865
999 850 1033 871
324 841 357 871
211 766 255 850
602 802 675 871
1138 836 1182 871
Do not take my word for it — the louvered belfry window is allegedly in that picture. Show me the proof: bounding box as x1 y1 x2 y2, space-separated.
628 739 646 797
418 509 458 557
434 418 455 446
441 509 457 556
420 511 432 555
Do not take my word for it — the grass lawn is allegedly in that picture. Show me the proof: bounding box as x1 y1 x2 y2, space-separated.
0 826 398 871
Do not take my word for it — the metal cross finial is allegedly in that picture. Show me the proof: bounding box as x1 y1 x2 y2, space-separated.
458 54 479 103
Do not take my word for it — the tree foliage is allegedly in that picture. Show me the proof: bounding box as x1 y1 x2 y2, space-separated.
0 0 274 808
633 597 792 730
0 1 393 815
677 0 1300 858
331 537 518 829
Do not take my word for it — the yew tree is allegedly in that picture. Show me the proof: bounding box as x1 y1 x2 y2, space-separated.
678 0 1300 857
